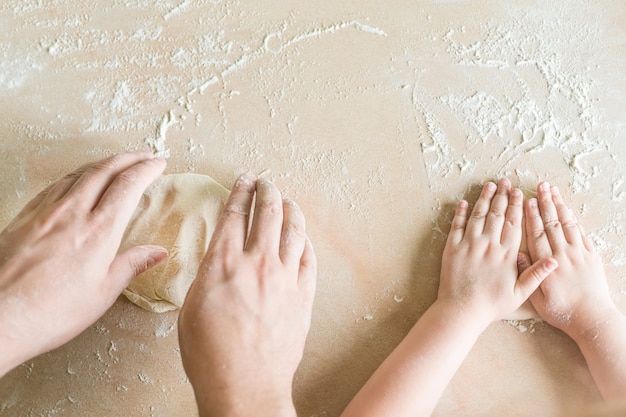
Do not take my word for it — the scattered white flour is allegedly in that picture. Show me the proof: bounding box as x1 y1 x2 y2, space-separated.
145 111 176 158
413 12 615 194
505 319 540 334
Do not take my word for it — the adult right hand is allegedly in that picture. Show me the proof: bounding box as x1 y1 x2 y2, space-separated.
178 175 317 417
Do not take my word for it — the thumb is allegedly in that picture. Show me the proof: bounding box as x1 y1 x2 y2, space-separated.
109 245 168 287
515 257 557 303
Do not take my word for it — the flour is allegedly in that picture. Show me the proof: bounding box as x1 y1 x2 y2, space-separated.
414 11 615 195
145 111 176 158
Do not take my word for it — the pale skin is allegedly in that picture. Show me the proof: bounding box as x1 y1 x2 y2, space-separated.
0 152 317 417
0 152 169 377
519 182 626 401
340 178 558 417
1 152 624 415
178 174 317 417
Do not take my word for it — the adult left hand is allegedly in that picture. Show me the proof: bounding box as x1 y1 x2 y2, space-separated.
0 152 168 377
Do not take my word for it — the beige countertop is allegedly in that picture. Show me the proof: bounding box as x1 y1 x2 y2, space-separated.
1 1 625 415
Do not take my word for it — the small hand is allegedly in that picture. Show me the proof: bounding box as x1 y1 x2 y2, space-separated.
439 179 557 325
520 182 626 401
178 175 317 417
0 152 168 377
520 182 614 334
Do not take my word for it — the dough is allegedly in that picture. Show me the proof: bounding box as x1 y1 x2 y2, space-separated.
119 173 230 312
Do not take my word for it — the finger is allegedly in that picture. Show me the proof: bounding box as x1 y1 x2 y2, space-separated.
537 182 567 250
298 238 318 330
93 157 167 237
484 178 511 237
514 257 558 305
466 182 497 236
246 179 283 254
279 199 307 267
108 245 169 290
446 200 468 246
501 186 523 247
524 197 553 261
550 186 581 245
65 152 157 211
209 173 257 254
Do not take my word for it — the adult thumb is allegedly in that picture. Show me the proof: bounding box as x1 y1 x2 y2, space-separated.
515 257 557 302
109 245 168 288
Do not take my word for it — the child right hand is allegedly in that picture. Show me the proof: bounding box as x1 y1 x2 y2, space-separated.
519 182 616 337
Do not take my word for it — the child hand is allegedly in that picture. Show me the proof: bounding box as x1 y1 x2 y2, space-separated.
521 182 626 401
521 182 616 335
439 179 557 325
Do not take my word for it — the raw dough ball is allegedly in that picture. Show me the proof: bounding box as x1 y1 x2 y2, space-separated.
119 173 230 312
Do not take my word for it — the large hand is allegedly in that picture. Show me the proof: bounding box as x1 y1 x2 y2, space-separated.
0 152 168 377
178 175 317 417
439 179 557 324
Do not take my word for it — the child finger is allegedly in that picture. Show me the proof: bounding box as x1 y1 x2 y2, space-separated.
484 178 511 239
524 198 553 260
537 182 567 250
501 186 523 247
446 200 469 246
515 258 558 306
550 186 582 245
466 182 497 236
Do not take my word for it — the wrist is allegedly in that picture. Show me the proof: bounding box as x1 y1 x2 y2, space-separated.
431 297 493 332
428 298 492 336
194 385 297 417
561 303 624 342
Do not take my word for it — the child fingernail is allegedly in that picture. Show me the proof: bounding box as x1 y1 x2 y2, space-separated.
540 182 550 191
544 258 558 271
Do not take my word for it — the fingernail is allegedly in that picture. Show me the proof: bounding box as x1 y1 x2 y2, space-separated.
540 182 550 191
147 249 168 269
485 182 497 191
551 186 560 196
236 173 256 187
543 258 558 271
284 198 298 208
529 198 538 207
511 188 522 197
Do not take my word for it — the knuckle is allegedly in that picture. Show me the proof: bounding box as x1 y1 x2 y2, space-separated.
543 219 562 230
223 203 250 218
284 220 306 240
115 169 139 187
531 229 547 240
258 199 282 215
91 155 122 173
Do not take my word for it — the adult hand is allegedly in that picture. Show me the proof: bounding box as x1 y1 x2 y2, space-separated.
0 152 168 377
178 174 317 417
